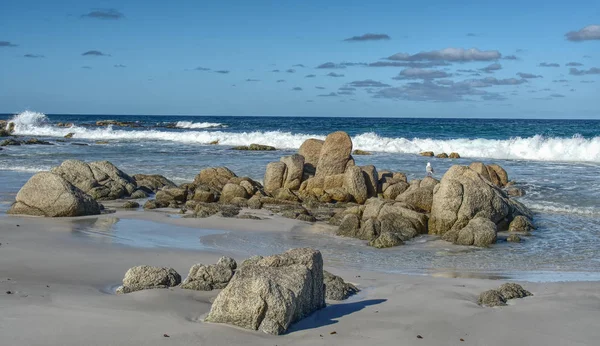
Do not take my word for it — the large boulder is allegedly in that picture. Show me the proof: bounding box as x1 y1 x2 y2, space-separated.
429 165 529 238
8 172 101 217
280 154 304 190
155 187 188 205
344 166 368 204
264 162 286 193
395 177 439 213
193 167 237 190
132 174 176 192
181 257 237 291
468 162 509 188
205 248 325 335
360 165 379 198
220 183 249 203
51 160 137 200
298 138 324 176
315 131 353 177
116 266 181 294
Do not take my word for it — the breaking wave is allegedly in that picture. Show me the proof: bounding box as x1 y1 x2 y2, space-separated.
174 121 227 129
9 111 600 163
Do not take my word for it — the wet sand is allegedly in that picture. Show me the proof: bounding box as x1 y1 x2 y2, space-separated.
0 213 599 346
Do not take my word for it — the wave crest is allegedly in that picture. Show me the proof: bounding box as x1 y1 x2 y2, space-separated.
8 111 600 163
175 121 227 129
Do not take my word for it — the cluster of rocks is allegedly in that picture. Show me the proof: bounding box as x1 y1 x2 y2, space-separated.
95 120 140 127
116 248 358 334
0 121 15 137
1 138 54 146
7 130 534 250
420 151 460 159
55 122 74 127
231 144 276 151
478 283 533 307
7 159 176 217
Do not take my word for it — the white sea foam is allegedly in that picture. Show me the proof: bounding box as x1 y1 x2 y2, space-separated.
9 111 600 163
174 121 227 129
0 164 50 173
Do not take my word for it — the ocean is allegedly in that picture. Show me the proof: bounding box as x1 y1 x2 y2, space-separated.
1 111 599 281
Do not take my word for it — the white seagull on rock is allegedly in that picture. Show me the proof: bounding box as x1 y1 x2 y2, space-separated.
426 162 434 177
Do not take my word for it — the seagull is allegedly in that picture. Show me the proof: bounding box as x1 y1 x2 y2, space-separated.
426 162 434 177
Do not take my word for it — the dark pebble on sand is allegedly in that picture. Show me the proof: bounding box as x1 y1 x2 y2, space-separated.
330 331 337 335
6 290 13 294
460 338 465 342
417 335 423 339
163 334 170 338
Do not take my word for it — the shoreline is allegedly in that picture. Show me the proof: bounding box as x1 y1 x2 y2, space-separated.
1 213 598 345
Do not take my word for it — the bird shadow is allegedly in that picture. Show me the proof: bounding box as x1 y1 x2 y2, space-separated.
287 298 387 333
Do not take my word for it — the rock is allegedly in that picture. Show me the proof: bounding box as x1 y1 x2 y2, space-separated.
250 143 276 151
477 290 507 307
449 152 461 159
192 187 218 203
1 139 21 146
220 183 249 203
181 257 236 291
130 189 148 199
395 177 439 213
352 149 371 155
194 167 237 190
230 197 249 208
443 217 497 247
506 187 525 197
487 164 509 186
155 187 188 204
296 214 317 222
420 151 434 157
122 201 139 208
436 152 449 158
315 131 353 177
209 139 219 145
8 172 101 217
344 166 368 204
132 174 176 192
323 271 359 300
264 161 287 193
219 205 241 218
116 266 181 294
323 174 345 189
324 187 352 202
272 188 300 202
508 215 535 233
205 248 325 335
143 199 162 209
50 160 137 200
247 196 262 209
382 182 410 200
429 165 530 238
368 232 404 248
280 154 305 190
498 283 532 299
336 214 361 237
24 138 53 145
64 133 74 138
298 138 324 175
360 165 379 199
194 203 220 218
506 234 521 242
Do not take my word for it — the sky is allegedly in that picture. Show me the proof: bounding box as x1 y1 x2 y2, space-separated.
0 0 599 118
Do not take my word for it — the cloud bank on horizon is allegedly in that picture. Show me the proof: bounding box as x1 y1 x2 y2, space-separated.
0 1 599 118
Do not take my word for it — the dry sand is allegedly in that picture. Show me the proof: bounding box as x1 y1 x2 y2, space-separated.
1 213 599 346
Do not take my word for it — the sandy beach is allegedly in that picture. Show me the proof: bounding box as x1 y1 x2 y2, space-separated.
1 212 598 346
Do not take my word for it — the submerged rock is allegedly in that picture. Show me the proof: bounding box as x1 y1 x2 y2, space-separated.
352 149 371 155
205 248 325 335
323 270 359 300
8 172 101 217
116 266 181 294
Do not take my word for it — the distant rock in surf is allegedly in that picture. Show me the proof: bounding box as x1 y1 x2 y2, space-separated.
230 143 276 151
420 151 434 157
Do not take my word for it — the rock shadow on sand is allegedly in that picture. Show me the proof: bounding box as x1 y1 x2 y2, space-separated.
287 298 386 333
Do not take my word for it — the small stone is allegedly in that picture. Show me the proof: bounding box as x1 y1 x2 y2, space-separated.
460 338 465 342
6 290 13 294
417 335 423 339
507 234 521 243
163 334 170 338
330 331 337 335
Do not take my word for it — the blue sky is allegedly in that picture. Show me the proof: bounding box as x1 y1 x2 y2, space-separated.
0 0 599 118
